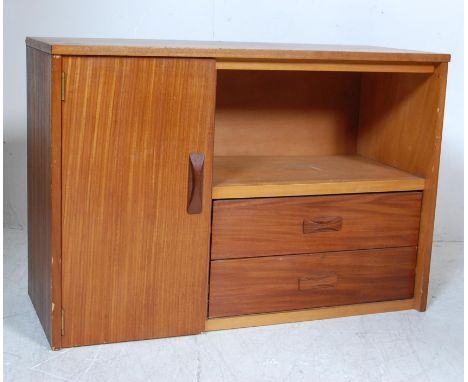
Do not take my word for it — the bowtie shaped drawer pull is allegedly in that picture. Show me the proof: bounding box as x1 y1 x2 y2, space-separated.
303 216 342 234
298 272 338 291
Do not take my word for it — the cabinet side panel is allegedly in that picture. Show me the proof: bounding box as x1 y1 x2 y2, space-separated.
357 64 448 310
26 47 62 348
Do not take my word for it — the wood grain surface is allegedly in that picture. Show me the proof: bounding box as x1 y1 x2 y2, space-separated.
209 247 417 317
25 37 451 62
211 192 422 260
212 155 425 199
61 56 216 347
357 65 449 310
27 47 62 349
215 71 360 157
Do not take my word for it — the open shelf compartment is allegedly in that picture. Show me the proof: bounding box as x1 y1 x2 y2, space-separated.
213 69 434 199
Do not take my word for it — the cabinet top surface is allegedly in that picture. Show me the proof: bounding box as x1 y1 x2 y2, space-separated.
26 37 450 63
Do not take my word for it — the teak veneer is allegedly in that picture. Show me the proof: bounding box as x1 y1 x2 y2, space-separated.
60 56 215 346
26 38 450 349
211 192 422 260
209 247 417 317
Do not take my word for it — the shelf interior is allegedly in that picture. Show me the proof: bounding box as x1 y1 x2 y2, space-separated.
213 70 432 200
212 155 425 199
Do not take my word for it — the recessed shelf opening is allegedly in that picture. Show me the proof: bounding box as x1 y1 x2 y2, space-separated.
213 69 430 199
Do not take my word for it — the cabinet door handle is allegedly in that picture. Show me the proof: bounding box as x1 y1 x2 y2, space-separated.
187 153 204 214
303 216 342 234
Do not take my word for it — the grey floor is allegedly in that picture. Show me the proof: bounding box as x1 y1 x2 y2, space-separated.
3 229 463 382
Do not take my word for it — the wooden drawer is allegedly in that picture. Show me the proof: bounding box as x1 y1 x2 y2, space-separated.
209 247 417 318
211 192 422 260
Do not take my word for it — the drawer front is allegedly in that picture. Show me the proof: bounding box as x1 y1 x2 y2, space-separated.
209 247 416 318
211 192 422 260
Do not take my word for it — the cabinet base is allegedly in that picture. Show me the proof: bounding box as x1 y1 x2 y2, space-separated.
205 299 415 331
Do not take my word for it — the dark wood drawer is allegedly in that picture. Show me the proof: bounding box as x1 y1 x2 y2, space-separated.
211 192 422 260
209 247 417 318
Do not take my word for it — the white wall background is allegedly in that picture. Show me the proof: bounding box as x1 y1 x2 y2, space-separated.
4 0 464 241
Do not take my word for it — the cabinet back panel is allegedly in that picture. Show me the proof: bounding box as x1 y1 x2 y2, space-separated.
215 71 361 156
61 56 216 347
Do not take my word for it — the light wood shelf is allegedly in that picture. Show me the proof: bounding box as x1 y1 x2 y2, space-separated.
216 61 435 73
206 299 415 331
212 155 425 199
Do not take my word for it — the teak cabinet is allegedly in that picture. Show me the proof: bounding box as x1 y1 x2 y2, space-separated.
26 38 450 349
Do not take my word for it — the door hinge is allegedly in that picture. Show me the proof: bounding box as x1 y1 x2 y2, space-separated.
61 72 65 101
61 308 65 336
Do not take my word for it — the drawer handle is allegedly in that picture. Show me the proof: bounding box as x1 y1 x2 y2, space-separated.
298 272 338 291
187 153 204 214
303 216 342 234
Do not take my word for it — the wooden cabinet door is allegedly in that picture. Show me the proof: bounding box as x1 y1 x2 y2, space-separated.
61 57 215 347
